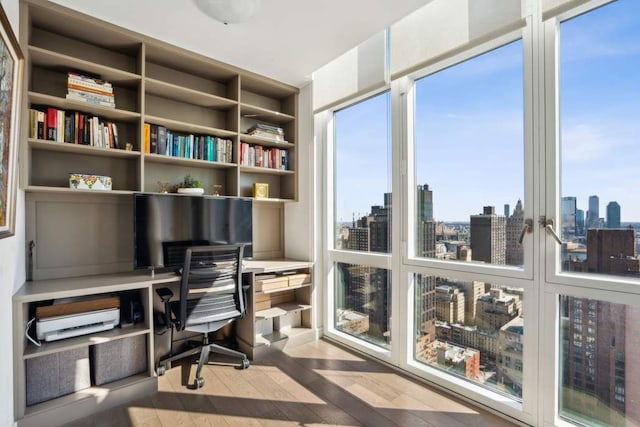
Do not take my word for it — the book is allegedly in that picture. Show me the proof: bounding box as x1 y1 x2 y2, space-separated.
150 124 158 154
157 126 167 155
46 107 57 141
143 123 151 153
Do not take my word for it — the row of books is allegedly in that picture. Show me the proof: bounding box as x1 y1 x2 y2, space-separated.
240 142 289 171
28 106 119 149
143 123 233 163
247 123 286 143
66 72 115 108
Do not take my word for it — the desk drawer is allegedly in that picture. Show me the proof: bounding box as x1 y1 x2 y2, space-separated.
287 273 311 287
254 276 288 292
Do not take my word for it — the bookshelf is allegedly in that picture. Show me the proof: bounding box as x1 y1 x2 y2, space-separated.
21 0 298 201
14 1 308 425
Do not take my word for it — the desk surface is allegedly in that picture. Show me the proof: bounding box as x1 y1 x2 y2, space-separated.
14 259 313 303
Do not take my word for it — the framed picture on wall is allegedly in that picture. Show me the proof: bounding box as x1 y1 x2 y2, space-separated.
0 2 23 239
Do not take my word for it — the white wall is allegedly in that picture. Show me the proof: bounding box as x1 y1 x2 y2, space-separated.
1 0 23 423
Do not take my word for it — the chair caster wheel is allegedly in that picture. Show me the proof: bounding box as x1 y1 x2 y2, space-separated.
195 377 205 388
240 358 250 369
157 365 166 376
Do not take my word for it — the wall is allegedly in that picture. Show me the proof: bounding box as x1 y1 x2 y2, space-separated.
1 1 24 423
2 1 23 426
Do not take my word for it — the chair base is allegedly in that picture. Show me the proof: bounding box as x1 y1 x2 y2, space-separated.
157 336 249 388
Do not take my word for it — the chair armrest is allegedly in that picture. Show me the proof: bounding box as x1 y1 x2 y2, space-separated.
156 287 174 302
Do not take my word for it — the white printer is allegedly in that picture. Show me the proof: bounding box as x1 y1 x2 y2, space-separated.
35 295 120 342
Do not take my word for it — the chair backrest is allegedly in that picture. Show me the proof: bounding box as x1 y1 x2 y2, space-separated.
176 244 245 331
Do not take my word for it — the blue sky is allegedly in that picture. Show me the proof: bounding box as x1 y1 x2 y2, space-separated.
335 0 640 223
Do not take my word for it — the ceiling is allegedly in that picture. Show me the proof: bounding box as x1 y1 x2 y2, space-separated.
50 0 433 88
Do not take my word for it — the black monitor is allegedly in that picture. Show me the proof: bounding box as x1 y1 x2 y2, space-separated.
133 193 252 271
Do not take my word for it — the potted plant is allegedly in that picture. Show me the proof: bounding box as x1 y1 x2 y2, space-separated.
176 174 204 194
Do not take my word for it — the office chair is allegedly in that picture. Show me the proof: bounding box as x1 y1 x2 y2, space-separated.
156 244 250 388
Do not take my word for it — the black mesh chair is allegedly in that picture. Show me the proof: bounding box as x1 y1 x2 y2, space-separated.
156 244 249 388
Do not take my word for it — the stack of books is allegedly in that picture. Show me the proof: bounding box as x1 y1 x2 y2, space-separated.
66 72 115 108
247 123 286 142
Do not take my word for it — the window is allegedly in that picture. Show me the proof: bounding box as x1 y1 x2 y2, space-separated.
335 263 391 348
413 41 524 268
334 92 391 254
413 274 524 399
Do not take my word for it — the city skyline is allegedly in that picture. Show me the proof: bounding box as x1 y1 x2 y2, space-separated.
335 0 640 223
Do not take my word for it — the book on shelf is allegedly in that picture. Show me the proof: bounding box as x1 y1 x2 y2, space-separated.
29 105 122 149
143 123 151 154
66 72 115 108
148 123 233 163
240 142 289 170
247 123 287 143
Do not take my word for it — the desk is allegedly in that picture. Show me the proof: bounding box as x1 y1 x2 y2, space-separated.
12 259 314 427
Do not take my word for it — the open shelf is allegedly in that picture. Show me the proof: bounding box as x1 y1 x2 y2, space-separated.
24 325 150 359
255 302 311 320
143 152 236 169
143 114 237 138
23 374 152 417
29 46 141 86
240 134 295 149
145 78 237 109
240 103 295 125
29 92 140 122
29 139 141 158
240 165 294 175
255 282 312 296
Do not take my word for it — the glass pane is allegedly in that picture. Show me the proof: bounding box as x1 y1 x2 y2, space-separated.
334 92 391 253
335 262 391 348
414 274 524 400
560 1 640 278
414 41 524 267
559 296 639 426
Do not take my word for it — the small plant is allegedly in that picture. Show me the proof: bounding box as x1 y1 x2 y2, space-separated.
177 174 203 189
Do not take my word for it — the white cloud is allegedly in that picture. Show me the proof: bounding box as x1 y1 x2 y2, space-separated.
561 124 612 162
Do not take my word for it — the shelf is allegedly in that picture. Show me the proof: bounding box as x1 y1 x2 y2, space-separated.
23 374 152 417
240 134 295 149
143 153 236 169
240 103 295 125
255 302 311 320
24 186 136 195
29 139 141 158
24 324 150 359
28 46 141 86
240 165 294 175
29 92 140 122
144 114 237 138
255 282 312 296
145 78 237 109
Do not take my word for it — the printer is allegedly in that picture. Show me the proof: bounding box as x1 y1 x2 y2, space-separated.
35 295 120 342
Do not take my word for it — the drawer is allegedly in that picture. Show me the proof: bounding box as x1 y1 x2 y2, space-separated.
254 276 288 292
287 273 311 287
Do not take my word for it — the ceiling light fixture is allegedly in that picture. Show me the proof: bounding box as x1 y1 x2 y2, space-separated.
193 0 263 25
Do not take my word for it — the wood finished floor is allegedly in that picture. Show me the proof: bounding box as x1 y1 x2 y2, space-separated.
63 339 518 427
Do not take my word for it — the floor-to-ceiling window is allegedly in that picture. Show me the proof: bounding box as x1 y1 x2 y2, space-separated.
321 0 640 425
331 92 393 351
549 1 640 426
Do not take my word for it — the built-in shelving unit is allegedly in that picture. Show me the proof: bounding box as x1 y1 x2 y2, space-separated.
238 260 314 359
15 1 307 426
21 0 299 201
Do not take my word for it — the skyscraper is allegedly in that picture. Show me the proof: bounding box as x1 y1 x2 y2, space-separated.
504 204 510 218
576 209 585 236
415 185 437 347
416 184 434 258
587 195 600 229
506 199 524 267
417 184 433 221
607 201 621 229
561 196 577 238
470 206 506 265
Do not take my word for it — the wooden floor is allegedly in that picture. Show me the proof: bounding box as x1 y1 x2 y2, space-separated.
63 339 518 427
